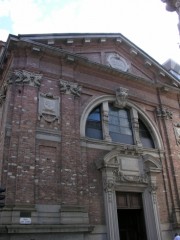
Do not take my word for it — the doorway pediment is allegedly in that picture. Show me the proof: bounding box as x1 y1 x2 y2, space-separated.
143 154 162 173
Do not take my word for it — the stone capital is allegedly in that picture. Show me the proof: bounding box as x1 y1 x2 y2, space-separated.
59 79 82 97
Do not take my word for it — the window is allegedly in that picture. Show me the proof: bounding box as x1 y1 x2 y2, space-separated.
85 105 103 140
109 105 134 144
85 103 155 148
139 119 155 148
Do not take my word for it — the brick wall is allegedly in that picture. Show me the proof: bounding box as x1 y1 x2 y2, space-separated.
0 35 180 238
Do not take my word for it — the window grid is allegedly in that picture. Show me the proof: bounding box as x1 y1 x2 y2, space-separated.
85 106 103 140
85 103 155 148
109 105 134 144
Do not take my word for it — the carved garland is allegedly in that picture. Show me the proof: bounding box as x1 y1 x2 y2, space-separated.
113 169 149 184
156 106 173 120
59 79 82 97
8 69 43 87
0 81 8 106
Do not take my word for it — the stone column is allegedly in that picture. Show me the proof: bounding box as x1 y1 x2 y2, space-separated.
102 168 120 240
102 101 112 141
143 176 162 240
131 108 142 147
151 175 162 239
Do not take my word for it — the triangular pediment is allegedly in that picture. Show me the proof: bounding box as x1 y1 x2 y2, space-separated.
6 33 179 90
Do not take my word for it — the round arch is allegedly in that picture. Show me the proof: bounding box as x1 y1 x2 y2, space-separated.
80 95 164 150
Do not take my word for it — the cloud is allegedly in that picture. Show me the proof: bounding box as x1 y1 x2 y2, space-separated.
0 29 9 41
0 0 179 63
0 0 11 17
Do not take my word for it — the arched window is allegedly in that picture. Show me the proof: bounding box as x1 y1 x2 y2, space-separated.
109 104 134 144
85 105 103 140
85 102 155 148
139 119 155 148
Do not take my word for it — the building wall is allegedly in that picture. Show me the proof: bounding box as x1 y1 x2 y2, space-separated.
0 35 180 240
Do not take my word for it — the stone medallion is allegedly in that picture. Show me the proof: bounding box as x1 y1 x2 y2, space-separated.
107 53 130 72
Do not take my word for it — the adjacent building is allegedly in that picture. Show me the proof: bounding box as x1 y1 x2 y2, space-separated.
0 33 180 240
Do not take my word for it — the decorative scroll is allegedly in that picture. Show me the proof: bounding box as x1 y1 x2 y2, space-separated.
174 123 180 145
114 169 149 184
8 69 42 87
114 87 128 108
156 106 172 120
38 92 60 123
59 79 82 97
0 81 8 106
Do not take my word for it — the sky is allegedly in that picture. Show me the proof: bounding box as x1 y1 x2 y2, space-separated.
0 0 179 65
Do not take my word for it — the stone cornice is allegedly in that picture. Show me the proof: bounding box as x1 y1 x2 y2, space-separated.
2 35 180 92
0 224 94 234
13 36 179 78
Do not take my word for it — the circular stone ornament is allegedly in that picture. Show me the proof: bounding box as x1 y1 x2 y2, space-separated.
107 54 130 72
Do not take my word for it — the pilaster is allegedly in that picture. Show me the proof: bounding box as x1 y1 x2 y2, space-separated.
102 168 120 240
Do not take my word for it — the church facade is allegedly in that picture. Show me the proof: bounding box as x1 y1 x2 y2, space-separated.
0 33 180 240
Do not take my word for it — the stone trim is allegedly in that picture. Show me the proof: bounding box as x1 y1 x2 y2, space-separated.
0 81 8 106
80 95 163 150
15 33 177 85
99 149 163 240
102 101 112 141
38 92 60 123
0 224 94 234
114 170 149 184
36 132 61 142
143 154 162 173
174 123 180 145
8 69 43 87
114 87 128 108
107 53 130 72
156 106 173 120
59 79 82 97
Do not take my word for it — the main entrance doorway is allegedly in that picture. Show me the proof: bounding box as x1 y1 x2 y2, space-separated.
116 192 147 240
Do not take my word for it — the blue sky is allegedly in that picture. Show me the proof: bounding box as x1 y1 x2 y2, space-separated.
0 0 179 64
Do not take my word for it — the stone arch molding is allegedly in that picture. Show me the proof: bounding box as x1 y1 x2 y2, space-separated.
80 94 164 150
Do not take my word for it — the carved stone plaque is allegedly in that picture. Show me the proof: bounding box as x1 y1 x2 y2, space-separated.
38 93 60 123
107 54 130 72
121 157 139 172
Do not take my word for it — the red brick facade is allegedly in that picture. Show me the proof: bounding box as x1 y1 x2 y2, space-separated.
0 33 180 240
